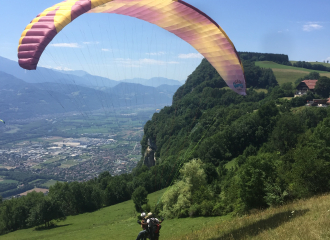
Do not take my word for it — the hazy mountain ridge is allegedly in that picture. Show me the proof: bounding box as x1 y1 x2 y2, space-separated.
0 71 179 120
120 77 182 87
0 57 182 89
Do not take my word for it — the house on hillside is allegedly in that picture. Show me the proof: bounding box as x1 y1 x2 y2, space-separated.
306 99 328 107
295 80 317 97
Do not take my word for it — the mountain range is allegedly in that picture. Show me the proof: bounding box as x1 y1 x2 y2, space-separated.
0 56 182 88
0 56 182 120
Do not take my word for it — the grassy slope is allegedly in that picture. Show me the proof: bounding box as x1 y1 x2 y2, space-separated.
1 188 229 240
255 61 330 85
3 188 330 240
173 194 330 240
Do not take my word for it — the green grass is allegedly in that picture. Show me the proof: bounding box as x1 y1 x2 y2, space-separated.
41 179 62 188
42 156 63 164
1 188 230 240
59 159 86 168
28 179 43 184
0 179 19 184
225 159 237 170
4 126 20 134
172 194 330 240
3 184 330 240
255 61 330 85
100 144 118 150
253 88 268 93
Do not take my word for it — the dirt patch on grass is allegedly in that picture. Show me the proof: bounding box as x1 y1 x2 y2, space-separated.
0 166 16 170
19 188 49 196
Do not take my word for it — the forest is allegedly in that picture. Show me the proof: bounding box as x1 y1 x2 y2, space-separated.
1 56 330 235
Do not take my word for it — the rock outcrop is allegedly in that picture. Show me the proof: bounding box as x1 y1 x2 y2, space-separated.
144 138 157 168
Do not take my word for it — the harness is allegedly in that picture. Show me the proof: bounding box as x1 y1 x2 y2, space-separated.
147 218 161 239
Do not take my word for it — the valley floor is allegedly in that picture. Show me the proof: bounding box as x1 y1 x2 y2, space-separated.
2 189 330 240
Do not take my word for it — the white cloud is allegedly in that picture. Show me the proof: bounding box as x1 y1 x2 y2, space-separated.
178 53 203 59
54 66 73 71
50 43 80 48
147 52 166 56
41 65 73 71
102 48 110 52
83 41 100 45
303 22 323 32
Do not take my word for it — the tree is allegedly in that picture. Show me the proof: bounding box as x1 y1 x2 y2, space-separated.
28 198 65 228
315 76 330 98
258 68 278 88
132 186 148 212
161 159 213 218
290 146 330 198
48 182 74 215
294 72 320 86
270 113 305 154
237 153 277 210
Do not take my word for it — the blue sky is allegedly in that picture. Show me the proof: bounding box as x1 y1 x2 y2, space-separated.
0 0 329 81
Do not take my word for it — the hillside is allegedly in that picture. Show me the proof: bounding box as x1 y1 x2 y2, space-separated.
256 61 330 85
2 188 329 240
2 54 330 238
120 77 182 87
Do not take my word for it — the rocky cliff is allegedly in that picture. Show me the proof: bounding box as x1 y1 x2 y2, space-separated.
144 138 157 167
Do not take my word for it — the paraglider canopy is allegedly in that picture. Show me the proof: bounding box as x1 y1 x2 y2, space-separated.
0 119 5 124
18 0 246 95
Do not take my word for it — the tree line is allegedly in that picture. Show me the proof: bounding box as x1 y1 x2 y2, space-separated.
238 52 290 65
293 61 330 72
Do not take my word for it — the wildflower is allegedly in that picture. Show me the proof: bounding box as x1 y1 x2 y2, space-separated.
291 211 295 214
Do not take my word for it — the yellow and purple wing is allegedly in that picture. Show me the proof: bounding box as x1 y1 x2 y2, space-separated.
18 0 246 95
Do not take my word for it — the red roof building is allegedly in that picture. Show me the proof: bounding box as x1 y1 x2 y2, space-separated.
295 79 318 96
301 80 318 90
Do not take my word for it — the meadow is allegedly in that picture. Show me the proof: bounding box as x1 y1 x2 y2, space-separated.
255 61 330 85
0 188 228 240
2 186 330 240
173 194 330 240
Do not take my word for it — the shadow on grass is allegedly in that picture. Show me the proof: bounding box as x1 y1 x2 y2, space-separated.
35 223 72 231
210 209 309 240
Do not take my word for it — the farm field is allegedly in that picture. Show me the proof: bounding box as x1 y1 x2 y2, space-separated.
19 188 48 196
255 61 330 85
41 179 62 188
2 187 330 240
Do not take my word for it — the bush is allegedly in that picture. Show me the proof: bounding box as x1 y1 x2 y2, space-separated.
132 186 148 212
161 159 213 218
